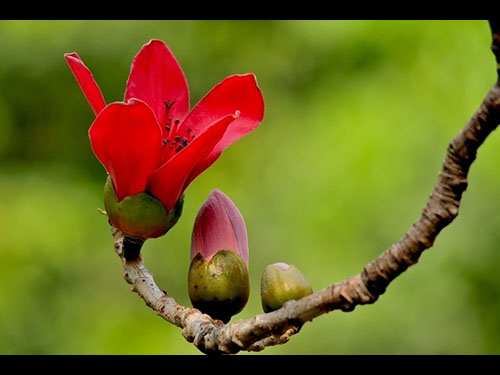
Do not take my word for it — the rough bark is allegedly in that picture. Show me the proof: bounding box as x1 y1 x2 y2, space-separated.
109 21 500 354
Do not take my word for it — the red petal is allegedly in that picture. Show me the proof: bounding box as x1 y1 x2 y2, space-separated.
191 189 249 265
89 99 162 201
64 52 106 115
124 40 189 135
180 74 264 188
147 114 236 212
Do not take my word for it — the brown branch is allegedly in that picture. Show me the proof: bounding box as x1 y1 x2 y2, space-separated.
110 21 500 354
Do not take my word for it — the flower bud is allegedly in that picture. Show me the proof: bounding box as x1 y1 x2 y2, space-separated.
103 176 183 240
188 189 250 323
260 262 313 313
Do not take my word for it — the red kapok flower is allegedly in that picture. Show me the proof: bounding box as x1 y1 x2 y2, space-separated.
65 40 264 239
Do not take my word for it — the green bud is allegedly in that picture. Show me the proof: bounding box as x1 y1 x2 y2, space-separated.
103 176 183 240
188 250 250 323
260 262 313 313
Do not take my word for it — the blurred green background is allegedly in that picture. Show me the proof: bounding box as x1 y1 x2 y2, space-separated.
0 20 499 355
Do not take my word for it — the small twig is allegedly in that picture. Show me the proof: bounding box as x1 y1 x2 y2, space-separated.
109 21 500 354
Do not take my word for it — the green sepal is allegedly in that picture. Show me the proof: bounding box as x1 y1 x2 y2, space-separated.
103 176 184 240
188 250 250 323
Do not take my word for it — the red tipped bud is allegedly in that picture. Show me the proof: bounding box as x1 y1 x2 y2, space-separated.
190 189 248 265
188 190 250 323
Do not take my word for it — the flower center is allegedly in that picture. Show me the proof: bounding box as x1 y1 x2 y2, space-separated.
161 100 197 160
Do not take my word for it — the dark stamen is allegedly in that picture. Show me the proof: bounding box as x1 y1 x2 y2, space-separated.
164 100 175 110
186 127 192 133
175 119 180 125
165 125 171 131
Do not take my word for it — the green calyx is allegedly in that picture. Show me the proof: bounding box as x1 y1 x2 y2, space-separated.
103 176 184 240
188 250 250 323
260 263 313 313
